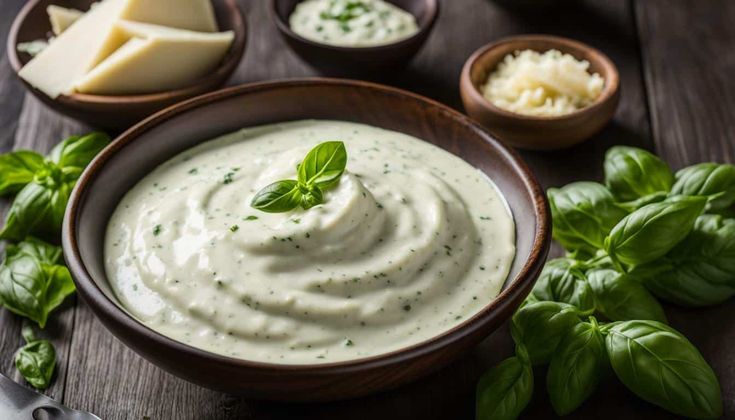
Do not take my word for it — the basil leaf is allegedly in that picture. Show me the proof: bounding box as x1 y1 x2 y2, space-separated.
548 182 627 254
0 150 44 196
15 327 56 390
531 258 595 312
604 146 674 201
671 163 735 211
616 191 667 213
10 237 63 265
300 184 324 209
0 180 71 241
510 301 581 365
48 132 110 169
586 268 667 323
0 238 75 328
547 320 607 415
476 347 533 420
643 215 735 306
604 196 707 267
606 320 722 419
297 141 347 189
251 180 301 213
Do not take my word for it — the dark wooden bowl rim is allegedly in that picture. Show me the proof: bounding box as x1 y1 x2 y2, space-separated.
462 34 620 122
63 78 550 374
6 0 247 106
269 0 439 52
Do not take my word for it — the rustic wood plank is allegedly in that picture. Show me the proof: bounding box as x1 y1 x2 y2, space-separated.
60 0 656 419
636 1 735 418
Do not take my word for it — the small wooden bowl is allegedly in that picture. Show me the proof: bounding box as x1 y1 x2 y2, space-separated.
62 78 550 401
7 0 247 130
460 35 620 151
270 0 438 76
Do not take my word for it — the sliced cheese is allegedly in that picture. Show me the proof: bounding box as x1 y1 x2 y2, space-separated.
75 20 233 95
19 0 219 98
47 5 83 36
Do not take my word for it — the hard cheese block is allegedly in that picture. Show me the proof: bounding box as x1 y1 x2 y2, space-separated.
19 0 218 98
75 20 233 95
47 5 83 35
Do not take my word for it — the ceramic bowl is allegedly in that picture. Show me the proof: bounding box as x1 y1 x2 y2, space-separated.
270 0 438 76
460 35 620 150
62 78 550 401
7 0 247 130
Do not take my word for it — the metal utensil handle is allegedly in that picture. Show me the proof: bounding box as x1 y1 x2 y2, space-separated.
0 372 99 419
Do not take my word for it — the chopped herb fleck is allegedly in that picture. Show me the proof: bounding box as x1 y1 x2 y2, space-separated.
153 225 162 236
230 225 239 232
223 172 235 184
244 215 258 221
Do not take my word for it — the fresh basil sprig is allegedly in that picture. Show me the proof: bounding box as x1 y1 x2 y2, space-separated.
530 258 595 312
604 146 674 201
605 320 723 419
546 318 607 416
0 132 110 240
475 344 533 420
251 141 347 213
671 163 735 211
0 237 75 328
510 301 581 365
14 325 56 390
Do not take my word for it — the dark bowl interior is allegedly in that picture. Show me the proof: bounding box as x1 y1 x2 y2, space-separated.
63 79 549 401
270 0 438 76
8 0 247 130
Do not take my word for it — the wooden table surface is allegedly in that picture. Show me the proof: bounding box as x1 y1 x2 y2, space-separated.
1 0 734 419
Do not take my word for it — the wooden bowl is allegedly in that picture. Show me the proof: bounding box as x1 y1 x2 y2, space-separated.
270 0 438 76
62 78 550 401
7 0 247 130
460 35 620 151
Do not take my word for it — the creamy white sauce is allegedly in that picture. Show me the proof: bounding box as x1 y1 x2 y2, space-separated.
105 120 515 364
289 0 419 47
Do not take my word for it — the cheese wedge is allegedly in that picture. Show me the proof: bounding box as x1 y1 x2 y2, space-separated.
75 20 233 95
47 5 83 35
19 0 219 98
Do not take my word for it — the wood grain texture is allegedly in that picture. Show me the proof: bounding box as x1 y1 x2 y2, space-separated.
0 0 733 418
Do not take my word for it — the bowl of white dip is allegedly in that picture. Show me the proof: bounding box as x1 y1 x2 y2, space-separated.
62 78 550 401
269 0 438 76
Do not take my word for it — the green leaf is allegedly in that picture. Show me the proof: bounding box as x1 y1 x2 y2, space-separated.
604 146 674 201
476 349 533 420
300 184 324 209
547 319 607 415
643 215 735 306
0 238 75 328
510 301 581 365
671 163 735 211
606 320 722 419
0 180 71 241
48 132 110 169
0 150 45 196
15 327 56 390
10 237 63 265
604 196 707 267
586 268 667 323
548 182 627 254
251 180 302 213
531 258 595 312
616 191 668 213
297 141 347 189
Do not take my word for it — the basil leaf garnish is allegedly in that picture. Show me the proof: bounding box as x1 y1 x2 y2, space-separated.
297 141 347 189
251 141 347 213
47 132 110 169
530 258 595 312
643 214 735 306
604 146 674 201
604 195 707 268
548 182 627 254
0 151 44 196
671 163 735 211
606 320 723 419
250 180 301 213
0 178 72 241
547 319 607 416
476 344 533 420
510 301 581 366
587 268 667 323
14 326 56 390
0 238 75 328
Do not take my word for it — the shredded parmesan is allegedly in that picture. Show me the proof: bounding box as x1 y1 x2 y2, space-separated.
481 49 605 117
